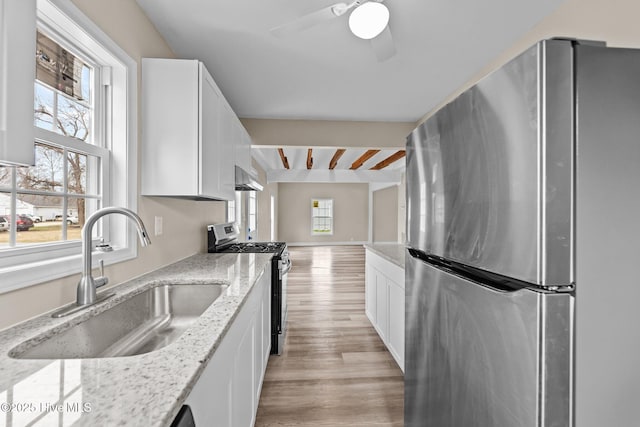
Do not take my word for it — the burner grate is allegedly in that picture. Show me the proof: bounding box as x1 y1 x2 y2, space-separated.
223 242 286 254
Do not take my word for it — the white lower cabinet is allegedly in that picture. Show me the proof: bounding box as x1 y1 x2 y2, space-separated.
375 271 389 343
185 265 271 426
387 278 405 369
365 250 405 372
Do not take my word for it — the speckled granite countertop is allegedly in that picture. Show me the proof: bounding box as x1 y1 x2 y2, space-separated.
0 252 272 427
364 243 406 269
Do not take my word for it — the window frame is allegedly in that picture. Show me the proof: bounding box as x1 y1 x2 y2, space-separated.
0 0 138 293
311 198 334 236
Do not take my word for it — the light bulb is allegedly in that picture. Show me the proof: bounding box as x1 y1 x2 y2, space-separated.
348 2 390 40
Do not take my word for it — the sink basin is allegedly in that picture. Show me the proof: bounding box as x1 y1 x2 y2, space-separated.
10 284 227 359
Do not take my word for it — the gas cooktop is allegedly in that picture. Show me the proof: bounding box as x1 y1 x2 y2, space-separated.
207 222 287 255
222 241 286 254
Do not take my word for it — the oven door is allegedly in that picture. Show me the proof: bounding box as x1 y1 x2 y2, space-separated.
272 254 291 355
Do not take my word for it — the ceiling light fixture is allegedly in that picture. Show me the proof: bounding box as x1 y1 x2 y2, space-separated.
348 2 390 40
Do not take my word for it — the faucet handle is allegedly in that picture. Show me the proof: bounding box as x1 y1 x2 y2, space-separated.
99 259 104 277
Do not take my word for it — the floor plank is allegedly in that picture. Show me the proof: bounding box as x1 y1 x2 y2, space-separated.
255 245 404 427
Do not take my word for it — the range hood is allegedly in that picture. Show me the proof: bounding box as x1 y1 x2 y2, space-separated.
235 166 263 191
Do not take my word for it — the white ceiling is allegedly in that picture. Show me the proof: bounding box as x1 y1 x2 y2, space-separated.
135 0 565 123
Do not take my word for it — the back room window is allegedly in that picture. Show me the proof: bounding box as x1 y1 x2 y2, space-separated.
311 198 333 236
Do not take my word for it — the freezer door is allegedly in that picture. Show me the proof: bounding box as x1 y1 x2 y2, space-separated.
405 252 571 427
406 39 573 287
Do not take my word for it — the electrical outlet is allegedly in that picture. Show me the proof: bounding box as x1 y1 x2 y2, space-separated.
154 216 163 236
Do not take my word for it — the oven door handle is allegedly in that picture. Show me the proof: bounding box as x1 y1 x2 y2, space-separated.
279 259 292 279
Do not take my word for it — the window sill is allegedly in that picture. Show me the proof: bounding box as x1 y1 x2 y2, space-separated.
0 245 136 294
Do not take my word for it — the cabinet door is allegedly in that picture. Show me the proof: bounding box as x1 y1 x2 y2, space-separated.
0 0 36 166
236 126 252 172
365 265 377 324
141 59 199 196
255 271 271 407
387 278 405 372
375 269 388 342
262 278 271 364
217 116 238 199
184 320 233 426
200 66 223 197
254 287 264 407
233 318 255 427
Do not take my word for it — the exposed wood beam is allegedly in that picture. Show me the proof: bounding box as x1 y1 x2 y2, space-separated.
306 148 313 169
369 150 406 170
267 169 402 184
278 148 290 169
350 149 380 170
329 149 346 170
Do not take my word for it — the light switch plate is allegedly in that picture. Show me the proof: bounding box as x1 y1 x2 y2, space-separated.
154 216 163 236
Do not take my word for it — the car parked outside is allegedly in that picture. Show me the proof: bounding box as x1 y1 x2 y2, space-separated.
1 215 35 231
16 215 34 231
0 216 8 232
26 214 42 223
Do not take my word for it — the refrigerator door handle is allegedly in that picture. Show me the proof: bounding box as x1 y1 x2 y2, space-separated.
408 248 535 293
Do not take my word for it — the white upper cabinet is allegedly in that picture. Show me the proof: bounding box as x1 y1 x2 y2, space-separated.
141 58 235 201
0 0 36 166
235 118 252 173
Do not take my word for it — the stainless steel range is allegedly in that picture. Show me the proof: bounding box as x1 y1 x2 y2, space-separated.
207 222 291 355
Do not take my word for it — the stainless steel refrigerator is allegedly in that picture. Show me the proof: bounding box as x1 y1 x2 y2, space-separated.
405 39 640 427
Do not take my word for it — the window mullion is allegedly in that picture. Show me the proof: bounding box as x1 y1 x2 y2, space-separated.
62 147 68 240
9 168 17 247
52 91 58 134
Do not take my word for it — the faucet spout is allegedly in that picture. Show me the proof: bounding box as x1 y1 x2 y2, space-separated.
77 207 151 306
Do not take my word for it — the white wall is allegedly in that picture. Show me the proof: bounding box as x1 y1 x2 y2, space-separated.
278 183 369 245
372 185 399 243
243 118 413 149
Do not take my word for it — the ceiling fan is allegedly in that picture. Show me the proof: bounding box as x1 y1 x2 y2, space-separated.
270 0 396 62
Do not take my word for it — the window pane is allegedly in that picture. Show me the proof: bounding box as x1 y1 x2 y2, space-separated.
34 82 55 131
17 144 64 192
67 151 87 195
312 198 333 235
14 194 63 245
0 166 12 188
81 64 91 102
58 95 91 142
35 31 93 143
67 196 86 232
36 31 91 103
0 191 9 248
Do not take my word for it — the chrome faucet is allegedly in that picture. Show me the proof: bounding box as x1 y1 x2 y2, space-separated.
76 207 151 306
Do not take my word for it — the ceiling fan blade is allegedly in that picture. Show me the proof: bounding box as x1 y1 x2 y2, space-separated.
270 3 346 38
370 25 396 62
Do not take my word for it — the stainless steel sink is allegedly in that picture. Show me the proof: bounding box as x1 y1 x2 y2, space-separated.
10 284 227 359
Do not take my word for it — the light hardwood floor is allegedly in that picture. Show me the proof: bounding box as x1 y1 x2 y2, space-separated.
255 245 404 426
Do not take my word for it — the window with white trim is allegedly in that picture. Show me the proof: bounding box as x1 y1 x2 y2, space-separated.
0 30 105 247
311 198 333 235
0 0 137 292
